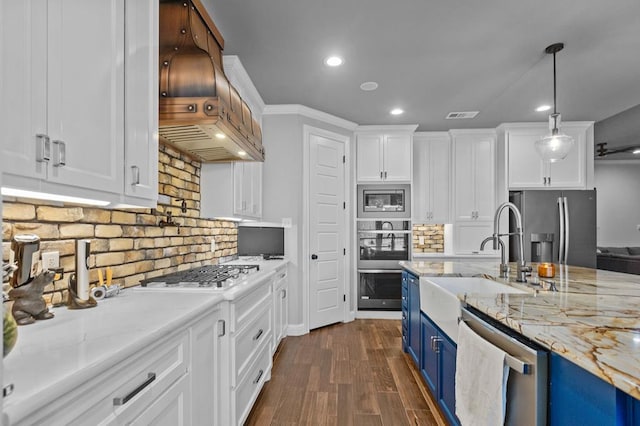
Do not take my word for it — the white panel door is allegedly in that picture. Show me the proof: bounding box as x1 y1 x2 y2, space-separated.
454 138 475 221
309 133 346 330
473 137 495 221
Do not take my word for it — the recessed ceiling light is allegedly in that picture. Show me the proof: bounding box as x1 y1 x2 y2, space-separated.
536 105 552 112
324 56 343 67
215 133 226 139
633 149 640 155
390 108 404 116
360 81 378 91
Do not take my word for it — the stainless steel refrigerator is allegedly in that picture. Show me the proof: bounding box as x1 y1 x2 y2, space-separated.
509 189 597 268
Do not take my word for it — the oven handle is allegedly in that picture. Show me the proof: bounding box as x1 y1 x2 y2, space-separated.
357 269 403 273
357 230 412 234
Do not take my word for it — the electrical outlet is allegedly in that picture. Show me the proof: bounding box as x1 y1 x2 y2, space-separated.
42 251 60 270
418 236 425 245
210 239 216 252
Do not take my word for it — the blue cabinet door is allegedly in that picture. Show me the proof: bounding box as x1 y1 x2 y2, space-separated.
407 273 421 366
439 332 459 426
420 313 438 395
401 272 409 352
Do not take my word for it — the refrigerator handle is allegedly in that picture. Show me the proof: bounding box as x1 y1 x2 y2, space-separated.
558 197 565 264
563 196 570 264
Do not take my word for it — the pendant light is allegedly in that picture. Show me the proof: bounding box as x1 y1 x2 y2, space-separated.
535 43 574 163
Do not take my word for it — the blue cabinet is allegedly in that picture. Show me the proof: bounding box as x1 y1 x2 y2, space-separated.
420 312 460 426
402 270 421 367
550 352 640 426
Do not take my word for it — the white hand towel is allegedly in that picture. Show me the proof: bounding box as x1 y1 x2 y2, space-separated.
455 320 510 426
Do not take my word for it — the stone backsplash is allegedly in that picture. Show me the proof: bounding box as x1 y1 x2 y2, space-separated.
2 144 237 305
413 224 444 253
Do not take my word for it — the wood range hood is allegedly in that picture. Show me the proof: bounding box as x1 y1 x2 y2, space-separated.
158 0 264 162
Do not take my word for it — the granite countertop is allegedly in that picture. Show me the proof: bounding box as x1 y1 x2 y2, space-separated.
400 260 640 400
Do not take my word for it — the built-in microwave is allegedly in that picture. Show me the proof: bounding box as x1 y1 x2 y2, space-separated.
357 184 411 219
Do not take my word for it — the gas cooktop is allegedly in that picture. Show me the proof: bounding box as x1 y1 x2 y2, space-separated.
140 264 260 289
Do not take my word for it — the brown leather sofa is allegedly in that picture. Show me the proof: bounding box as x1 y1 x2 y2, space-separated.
597 247 640 275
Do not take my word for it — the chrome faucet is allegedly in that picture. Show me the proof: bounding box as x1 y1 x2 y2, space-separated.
489 202 531 282
480 237 509 278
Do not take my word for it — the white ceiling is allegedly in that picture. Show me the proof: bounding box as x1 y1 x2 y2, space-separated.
203 0 640 133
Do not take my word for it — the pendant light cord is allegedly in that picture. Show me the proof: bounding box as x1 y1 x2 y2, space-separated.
553 51 557 115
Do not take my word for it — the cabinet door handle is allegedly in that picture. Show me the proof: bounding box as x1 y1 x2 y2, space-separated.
131 165 141 186
253 328 264 341
543 177 547 185
279 273 286 279
384 171 387 179
36 134 51 162
281 289 286 299
253 369 264 384
218 319 226 337
53 140 66 167
380 171 383 179
548 176 551 186
433 337 442 353
113 372 156 406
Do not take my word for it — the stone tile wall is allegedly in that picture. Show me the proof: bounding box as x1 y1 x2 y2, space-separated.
412 224 445 253
2 144 237 305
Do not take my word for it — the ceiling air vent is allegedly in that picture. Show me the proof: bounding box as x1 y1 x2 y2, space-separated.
445 111 479 119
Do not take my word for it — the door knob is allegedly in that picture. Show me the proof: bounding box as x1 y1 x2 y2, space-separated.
311 254 318 260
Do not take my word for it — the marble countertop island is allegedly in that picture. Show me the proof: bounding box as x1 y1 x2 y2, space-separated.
400 260 640 400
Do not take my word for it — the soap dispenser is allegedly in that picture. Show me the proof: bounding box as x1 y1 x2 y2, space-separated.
68 239 97 309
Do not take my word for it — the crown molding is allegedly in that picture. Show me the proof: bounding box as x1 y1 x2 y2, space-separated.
263 104 358 131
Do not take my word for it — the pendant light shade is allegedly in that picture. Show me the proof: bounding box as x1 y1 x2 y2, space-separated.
536 43 574 163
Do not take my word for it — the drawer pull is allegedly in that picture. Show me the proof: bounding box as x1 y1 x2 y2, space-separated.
113 372 156 406
253 369 264 384
253 328 264 341
279 273 286 279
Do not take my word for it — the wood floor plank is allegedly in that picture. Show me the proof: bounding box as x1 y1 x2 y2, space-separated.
376 391 411 426
353 413 384 426
387 356 429 410
246 319 444 426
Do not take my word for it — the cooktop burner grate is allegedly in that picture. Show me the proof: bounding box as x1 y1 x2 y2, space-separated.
140 264 260 288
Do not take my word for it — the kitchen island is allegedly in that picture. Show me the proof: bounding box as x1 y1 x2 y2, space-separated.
400 259 640 425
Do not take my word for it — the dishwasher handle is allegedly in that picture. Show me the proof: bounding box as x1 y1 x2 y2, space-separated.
460 309 533 375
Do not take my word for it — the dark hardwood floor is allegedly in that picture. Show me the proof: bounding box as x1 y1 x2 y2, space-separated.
245 319 447 426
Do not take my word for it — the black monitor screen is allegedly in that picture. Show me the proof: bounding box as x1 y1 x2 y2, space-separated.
237 226 285 257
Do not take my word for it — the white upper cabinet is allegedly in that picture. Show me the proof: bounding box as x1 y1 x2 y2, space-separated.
452 130 496 222
356 126 416 182
201 161 262 220
413 132 451 223
500 122 594 189
0 0 158 207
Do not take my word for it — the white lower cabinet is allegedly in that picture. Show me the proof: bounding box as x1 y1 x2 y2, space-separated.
15 329 190 426
190 306 228 426
272 265 289 353
228 276 274 425
129 373 190 426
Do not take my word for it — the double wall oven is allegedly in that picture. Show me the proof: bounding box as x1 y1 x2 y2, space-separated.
357 184 411 310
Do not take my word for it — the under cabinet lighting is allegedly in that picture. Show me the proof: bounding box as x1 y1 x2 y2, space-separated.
1 187 110 206
215 133 226 139
390 108 404 116
238 151 247 157
536 105 551 112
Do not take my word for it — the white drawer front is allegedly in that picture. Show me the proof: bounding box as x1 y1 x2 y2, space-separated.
233 305 272 386
234 342 271 426
55 331 189 426
231 280 272 332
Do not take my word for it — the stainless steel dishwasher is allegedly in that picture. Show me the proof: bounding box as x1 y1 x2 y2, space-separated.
460 306 548 426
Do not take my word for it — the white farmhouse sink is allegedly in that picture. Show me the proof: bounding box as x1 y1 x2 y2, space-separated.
419 277 528 343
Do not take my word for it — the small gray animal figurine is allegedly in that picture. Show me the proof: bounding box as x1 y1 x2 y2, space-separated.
8 270 56 325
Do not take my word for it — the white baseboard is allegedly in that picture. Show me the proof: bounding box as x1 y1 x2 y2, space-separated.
355 311 402 320
286 323 307 336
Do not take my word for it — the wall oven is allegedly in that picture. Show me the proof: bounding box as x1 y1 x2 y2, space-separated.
357 217 411 310
357 184 411 219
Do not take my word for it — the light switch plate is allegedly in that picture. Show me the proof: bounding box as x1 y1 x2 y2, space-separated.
210 240 216 252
